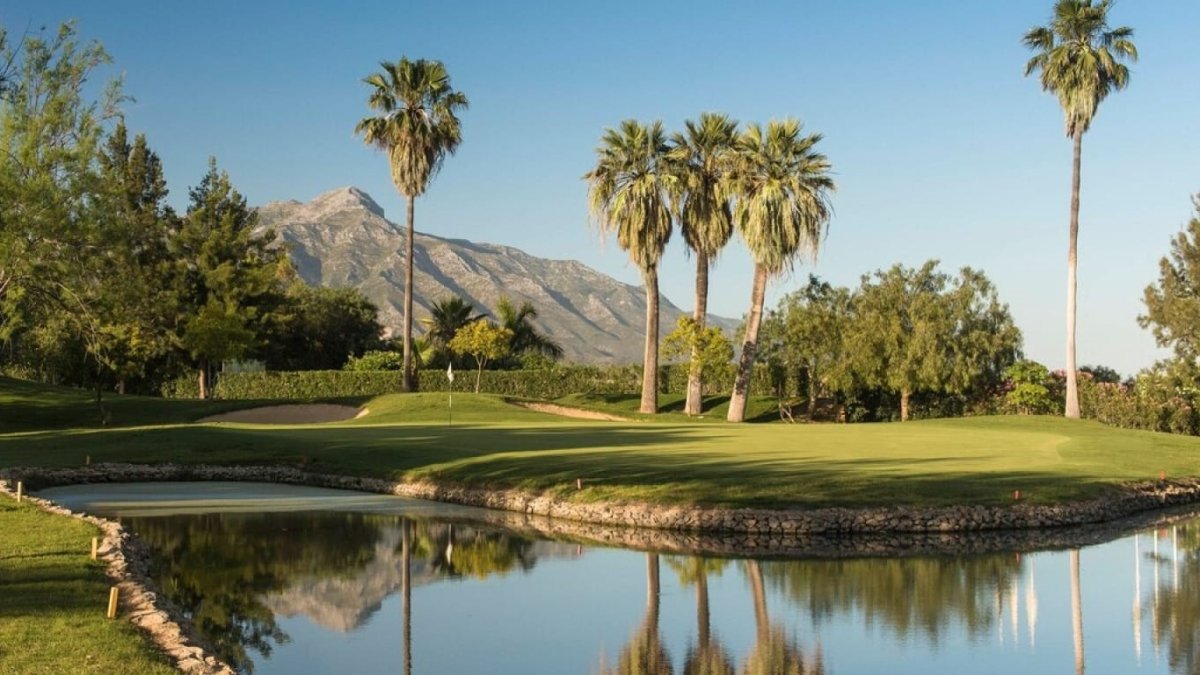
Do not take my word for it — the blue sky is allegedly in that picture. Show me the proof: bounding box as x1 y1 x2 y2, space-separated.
4 0 1198 375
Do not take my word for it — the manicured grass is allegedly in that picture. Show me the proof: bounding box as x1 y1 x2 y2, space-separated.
0 498 176 674
6 380 1200 510
0 376 281 433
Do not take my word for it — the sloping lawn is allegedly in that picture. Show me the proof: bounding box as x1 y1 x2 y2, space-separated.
0 498 176 674
4 380 1200 509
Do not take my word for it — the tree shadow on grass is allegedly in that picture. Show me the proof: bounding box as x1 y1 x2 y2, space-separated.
2 423 1117 508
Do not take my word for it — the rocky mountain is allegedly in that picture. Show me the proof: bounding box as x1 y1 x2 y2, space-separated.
255 187 737 364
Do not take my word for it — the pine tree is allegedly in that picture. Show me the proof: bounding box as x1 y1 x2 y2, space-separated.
171 158 287 398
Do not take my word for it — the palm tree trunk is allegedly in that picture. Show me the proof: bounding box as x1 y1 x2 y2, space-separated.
640 266 660 414
697 568 710 648
728 264 768 422
685 251 709 416
1070 548 1084 675
403 196 417 393
198 356 208 400
806 365 817 421
1065 131 1082 419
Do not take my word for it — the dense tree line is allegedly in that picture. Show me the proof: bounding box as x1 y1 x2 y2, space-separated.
755 263 1022 422
0 24 383 402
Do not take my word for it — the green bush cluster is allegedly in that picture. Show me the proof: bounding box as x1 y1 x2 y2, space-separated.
1079 374 1199 436
163 363 779 401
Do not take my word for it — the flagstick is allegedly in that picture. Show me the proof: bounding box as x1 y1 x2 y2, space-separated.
447 362 454 428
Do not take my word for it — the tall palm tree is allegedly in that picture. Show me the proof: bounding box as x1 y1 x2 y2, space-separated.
726 121 834 423
1023 0 1136 419
496 296 564 362
585 120 674 414
668 113 739 416
355 58 468 392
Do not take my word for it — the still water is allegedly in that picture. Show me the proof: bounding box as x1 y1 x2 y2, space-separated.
40 482 1200 675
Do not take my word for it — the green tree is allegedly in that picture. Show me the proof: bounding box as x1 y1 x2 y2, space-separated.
172 159 287 398
662 316 733 404
1004 360 1058 414
848 262 1021 421
585 120 674 414
667 112 738 416
726 120 835 423
262 283 383 370
1024 0 1137 419
89 122 180 394
448 319 513 393
1140 197 1200 383
0 23 119 346
495 296 563 366
773 276 854 420
355 58 468 392
420 295 485 367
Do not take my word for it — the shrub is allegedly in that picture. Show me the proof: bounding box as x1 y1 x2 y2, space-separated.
344 351 405 372
160 363 782 401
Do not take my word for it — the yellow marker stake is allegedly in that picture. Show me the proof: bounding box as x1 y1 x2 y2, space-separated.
15 481 22 503
106 587 119 619
90 537 99 561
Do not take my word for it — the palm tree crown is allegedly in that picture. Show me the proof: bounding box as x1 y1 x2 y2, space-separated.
732 120 834 274
354 58 468 198
585 119 674 272
1023 0 1137 137
668 112 738 260
421 295 484 351
496 297 563 360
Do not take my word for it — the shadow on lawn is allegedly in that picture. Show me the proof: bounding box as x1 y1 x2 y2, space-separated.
420 447 1105 508
3 423 1110 508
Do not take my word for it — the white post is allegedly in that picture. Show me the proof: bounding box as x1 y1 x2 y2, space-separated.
447 362 455 427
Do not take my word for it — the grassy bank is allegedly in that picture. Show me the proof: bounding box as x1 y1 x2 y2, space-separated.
5 379 1200 509
0 497 175 674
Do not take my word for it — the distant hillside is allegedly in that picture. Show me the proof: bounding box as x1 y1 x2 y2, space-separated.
255 187 737 364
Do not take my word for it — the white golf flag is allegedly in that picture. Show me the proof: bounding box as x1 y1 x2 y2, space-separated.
446 362 454 383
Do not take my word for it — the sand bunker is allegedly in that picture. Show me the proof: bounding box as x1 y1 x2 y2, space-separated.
510 401 629 422
199 404 366 425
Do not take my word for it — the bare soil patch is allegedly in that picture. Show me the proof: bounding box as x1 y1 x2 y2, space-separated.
199 404 365 425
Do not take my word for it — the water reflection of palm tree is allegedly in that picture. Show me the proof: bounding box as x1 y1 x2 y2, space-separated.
402 519 412 675
1146 522 1200 673
666 556 734 675
1069 549 1084 675
742 560 823 675
604 553 674 675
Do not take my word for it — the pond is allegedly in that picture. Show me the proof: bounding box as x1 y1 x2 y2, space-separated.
40 482 1200 675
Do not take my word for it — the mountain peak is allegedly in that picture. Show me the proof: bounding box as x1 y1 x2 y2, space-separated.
310 186 386 219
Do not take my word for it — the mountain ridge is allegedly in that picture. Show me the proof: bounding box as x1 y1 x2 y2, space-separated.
255 186 737 364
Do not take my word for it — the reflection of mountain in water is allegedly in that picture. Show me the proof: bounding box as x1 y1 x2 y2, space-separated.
263 524 581 632
128 512 578 673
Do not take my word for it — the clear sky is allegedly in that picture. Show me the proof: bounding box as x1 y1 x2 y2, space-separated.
3 0 1198 376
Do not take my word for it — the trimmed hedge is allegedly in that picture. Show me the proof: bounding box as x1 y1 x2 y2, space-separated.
164 363 783 401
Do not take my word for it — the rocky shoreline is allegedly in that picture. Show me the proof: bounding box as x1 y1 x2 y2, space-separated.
9 462 1200 536
7 462 1200 674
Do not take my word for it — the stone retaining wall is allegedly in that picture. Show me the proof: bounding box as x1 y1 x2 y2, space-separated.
8 462 1200 537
